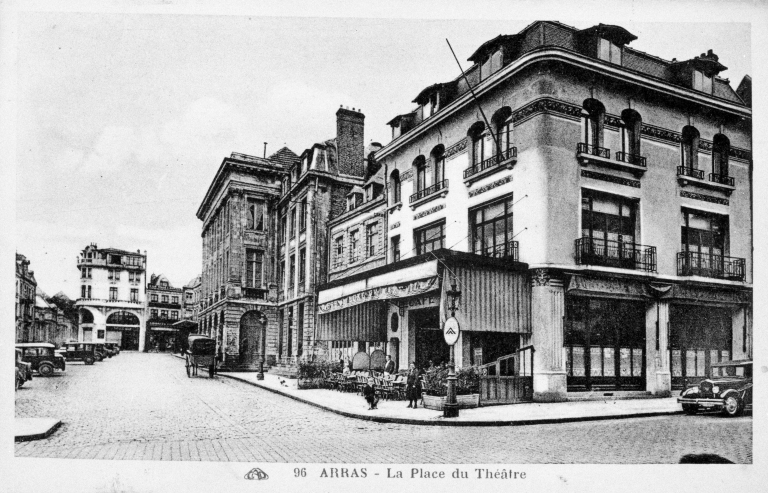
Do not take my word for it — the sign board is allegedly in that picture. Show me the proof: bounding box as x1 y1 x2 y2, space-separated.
443 317 460 346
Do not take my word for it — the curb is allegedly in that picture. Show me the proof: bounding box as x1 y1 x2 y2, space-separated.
15 420 62 442
219 373 683 427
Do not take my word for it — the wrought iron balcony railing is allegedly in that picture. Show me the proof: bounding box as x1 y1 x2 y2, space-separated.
575 237 657 272
677 251 745 282
463 147 517 179
409 179 448 204
677 166 704 180
475 240 519 261
615 151 647 167
708 173 734 186
577 143 610 159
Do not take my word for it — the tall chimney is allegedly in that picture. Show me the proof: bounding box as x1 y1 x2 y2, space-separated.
336 107 365 177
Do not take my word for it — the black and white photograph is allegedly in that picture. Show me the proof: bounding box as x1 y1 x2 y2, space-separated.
2 1 764 491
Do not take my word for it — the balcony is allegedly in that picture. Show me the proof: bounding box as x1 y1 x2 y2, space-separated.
242 287 268 300
409 179 448 208
463 147 517 184
677 251 746 282
577 143 647 176
677 166 735 195
476 240 519 262
575 237 657 272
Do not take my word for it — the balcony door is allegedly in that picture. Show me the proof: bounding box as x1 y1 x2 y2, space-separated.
581 190 638 269
680 209 727 278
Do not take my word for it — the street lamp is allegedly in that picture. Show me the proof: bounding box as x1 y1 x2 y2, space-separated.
256 311 268 380
443 276 461 418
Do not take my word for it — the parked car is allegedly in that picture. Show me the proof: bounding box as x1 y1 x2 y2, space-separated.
678 360 753 417
97 343 115 358
60 342 99 365
16 348 33 389
105 343 120 355
16 343 66 376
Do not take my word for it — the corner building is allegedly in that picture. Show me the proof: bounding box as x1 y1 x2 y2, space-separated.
320 21 752 401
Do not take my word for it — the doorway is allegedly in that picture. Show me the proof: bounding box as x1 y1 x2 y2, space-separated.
411 307 448 369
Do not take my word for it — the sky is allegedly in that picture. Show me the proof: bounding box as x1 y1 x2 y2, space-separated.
8 7 754 300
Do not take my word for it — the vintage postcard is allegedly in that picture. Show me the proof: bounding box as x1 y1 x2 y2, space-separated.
3 1 764 492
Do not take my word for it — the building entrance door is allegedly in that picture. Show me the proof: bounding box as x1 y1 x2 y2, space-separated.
411 307 449 369
122 329 139 350
565 297 646 391
239 311 263 367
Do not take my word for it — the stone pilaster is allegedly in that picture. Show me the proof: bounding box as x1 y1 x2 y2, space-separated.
645 301 671 396
530 269 567 401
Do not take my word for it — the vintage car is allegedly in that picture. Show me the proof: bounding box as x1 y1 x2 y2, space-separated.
16 348 33 389
105 343 120 355
678 360 752 417
16 343 66 376
60 342 100 365
97 343 115 358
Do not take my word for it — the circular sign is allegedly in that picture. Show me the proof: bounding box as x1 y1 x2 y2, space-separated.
443 317 460 346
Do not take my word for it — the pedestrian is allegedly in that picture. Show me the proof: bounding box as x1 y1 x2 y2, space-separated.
384 355 395 375
406 362 422 409
363 377 379 410
339 356 345 372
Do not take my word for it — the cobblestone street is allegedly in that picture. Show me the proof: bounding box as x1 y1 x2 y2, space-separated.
15 352 752 463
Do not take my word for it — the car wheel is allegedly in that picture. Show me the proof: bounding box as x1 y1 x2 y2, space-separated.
96 354 104 362
38 363 54 377
682 404 697 415
723 394 744 417
84 356 95 365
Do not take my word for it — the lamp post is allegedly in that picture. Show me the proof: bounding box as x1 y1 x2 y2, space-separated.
256 312 268 380
443 276 461 418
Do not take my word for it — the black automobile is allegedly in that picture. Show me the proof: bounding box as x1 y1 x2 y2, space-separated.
60 342 100 365
678 360 753 417
97 343 115 358
16 343 67 376
105 343 120 355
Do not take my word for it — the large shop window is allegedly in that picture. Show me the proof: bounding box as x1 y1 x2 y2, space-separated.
565 297 646 391
580 190 643 270
669 305 732 389
414 220 445 255
471 194 516 259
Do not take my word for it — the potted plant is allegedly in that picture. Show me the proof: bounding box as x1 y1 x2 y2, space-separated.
297 359 329 389
421 365 480 410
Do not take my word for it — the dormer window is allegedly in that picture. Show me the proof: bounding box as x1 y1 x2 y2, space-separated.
693 70 713 94
597 38 622 65
365 185 373 202
348 193 362 211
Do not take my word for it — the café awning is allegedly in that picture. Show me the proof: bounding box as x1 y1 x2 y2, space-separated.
317 260 439 314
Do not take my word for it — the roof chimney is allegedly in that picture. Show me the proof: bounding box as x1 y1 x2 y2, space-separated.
336 106 365 177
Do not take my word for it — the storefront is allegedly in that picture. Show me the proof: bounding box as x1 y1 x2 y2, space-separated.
317 250 531 373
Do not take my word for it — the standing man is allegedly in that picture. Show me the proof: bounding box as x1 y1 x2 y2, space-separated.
384 354 395 375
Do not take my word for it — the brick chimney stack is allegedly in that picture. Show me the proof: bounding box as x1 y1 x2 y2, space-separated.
336 106 365 177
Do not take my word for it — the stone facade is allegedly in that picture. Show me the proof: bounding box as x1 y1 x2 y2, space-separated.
15 253 37 343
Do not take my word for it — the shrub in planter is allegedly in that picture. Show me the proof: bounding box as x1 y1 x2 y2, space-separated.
297 359 331 389
422 365 480 397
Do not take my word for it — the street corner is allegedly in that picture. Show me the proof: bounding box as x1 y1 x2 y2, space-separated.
15 418 62 442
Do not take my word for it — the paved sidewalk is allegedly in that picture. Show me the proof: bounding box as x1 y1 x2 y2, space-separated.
217 370 682 426
15 418 61 441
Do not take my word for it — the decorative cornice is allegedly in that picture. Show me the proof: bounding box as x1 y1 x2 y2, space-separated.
444 139 467 159
468 175 512 198
581 170 640 188
512 97 582 126
413 204 445 220
680 190 729 206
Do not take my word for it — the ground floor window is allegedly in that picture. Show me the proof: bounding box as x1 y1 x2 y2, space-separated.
565 297 646 391
669 304 732 389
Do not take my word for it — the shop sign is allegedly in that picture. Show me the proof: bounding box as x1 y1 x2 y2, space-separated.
443 317 460 346
318 277 439 314
405 294 439 308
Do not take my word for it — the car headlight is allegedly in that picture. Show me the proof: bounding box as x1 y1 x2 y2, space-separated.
712 386 720 394
683 386 699 396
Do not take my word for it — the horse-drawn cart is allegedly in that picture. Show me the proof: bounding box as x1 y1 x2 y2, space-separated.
185 335 216 378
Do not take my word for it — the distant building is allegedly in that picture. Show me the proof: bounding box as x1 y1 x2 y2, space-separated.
182 274 201 323
15 253 37 343
145 274 183 351
32 289 76 346
76 244 147 350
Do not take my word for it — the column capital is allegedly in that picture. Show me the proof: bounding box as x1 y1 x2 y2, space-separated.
531 268 563 288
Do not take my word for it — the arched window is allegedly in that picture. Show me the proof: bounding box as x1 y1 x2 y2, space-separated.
681 126 700 172
468 121 487 166
582 99 605 150
389 169 401 205
413 155 427 193
712 134 730 179
620 109 642 163
491 107 513 158
430 145 445 186
79 309 94 324
107 311 139 325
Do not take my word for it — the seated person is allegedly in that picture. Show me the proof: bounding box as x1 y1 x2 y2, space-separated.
363 377 379 410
